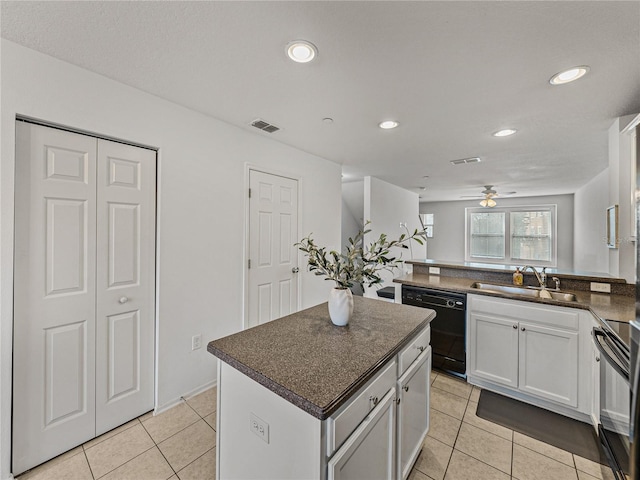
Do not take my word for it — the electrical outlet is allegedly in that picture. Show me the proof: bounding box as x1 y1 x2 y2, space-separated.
590 282 611 293
191 334 202 351
429 267 441 275
249 413 269 443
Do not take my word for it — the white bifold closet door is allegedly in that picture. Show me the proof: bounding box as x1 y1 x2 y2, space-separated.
12 122 156 475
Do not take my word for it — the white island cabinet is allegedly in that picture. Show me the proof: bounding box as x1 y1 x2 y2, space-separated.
209 297 434 480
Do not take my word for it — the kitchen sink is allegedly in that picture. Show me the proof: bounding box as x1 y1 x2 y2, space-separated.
470 282 577 302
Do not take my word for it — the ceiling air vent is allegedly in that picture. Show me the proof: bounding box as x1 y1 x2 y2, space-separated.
450 157 481 165
251 119 280 133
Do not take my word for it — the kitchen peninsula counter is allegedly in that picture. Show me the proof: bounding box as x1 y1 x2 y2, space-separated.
394 272 635 324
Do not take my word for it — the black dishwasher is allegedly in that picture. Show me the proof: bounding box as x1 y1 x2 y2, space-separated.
401 285 467 378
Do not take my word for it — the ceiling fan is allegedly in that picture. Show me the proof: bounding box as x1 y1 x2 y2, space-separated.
460 185 517 207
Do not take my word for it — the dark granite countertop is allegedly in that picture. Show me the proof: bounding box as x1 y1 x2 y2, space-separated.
207 296 434 420
394 273 635 324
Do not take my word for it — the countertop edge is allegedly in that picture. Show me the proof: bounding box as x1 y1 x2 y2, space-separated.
207 314 434 420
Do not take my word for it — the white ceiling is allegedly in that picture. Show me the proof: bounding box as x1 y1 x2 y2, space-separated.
2 1 639 201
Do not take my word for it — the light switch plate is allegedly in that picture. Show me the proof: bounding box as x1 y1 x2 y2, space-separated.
429 267 440 275
590 282 611 293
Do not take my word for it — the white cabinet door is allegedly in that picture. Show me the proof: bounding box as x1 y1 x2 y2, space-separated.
397 347 431 480
328 389 396 480
95 139 156 435
13 122 98 473
468 313 518 388
518 322 578 407
248 170 299 327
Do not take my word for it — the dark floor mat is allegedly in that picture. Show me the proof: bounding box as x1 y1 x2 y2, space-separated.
476 390 607 465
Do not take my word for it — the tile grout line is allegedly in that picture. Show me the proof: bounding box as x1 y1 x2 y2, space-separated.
173 445 216 478
92 445 158 480
81 445 96 480
139 418 179 476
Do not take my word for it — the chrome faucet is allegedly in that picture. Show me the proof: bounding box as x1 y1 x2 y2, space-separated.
551 276 561 290
521 265 547 288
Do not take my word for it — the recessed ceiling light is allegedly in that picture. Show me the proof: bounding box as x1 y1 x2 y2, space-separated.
379 120 399 129
493 129 517 137
286 40 317 63
549 66 590 85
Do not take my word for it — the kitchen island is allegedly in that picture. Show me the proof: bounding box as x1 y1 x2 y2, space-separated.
208 296 435 480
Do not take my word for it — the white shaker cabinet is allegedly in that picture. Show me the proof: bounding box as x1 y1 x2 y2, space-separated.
468 294 591 421
397 348 431 480
328 388 397 480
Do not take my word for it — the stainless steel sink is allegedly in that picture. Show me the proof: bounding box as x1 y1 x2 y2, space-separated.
470 282 577 302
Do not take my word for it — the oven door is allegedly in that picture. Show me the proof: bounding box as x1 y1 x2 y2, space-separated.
593 325 630 479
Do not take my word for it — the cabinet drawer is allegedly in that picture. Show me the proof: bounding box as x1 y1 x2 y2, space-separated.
398 326 430 375
327 360 396 456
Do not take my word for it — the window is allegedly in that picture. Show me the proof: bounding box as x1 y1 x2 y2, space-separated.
465 205 557 266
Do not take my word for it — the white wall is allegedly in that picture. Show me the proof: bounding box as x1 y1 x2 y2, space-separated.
341 180 364 250
0 40 341 479
608 115 638 282
419 194 575 270
574 169 610 274
363 177 421 296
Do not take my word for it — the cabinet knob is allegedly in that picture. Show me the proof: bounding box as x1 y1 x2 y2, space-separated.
596 355 600 362
119 296 129 304
403 385 409 392
395 398 401 405
418 346 425 353
521 327 526 331
369 395 379 408
513 325 517 329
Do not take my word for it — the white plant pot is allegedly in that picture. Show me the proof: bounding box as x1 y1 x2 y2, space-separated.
328 287 354 327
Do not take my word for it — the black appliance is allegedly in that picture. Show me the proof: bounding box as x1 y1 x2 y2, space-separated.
593 319 630 479
401 285 466 377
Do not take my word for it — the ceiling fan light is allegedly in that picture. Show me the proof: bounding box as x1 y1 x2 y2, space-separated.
479 199 488 207
487 198 497 207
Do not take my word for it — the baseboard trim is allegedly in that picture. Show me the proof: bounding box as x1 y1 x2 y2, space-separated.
154 380 218 416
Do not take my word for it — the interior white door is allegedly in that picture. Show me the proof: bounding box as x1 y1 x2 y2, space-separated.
12 122 156 474
13 122 98 473
248 170 299 327
95 139 156 435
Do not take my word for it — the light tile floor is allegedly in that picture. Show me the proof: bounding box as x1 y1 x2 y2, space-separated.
410 371 618 480
17 372 619 480
17 387 217 480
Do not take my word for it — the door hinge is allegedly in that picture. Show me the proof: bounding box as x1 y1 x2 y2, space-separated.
248 188 252 198
248 259 251 269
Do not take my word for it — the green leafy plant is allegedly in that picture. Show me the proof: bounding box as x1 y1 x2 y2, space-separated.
296 221 425 289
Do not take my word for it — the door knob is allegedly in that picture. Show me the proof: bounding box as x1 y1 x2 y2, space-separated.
119 296 129 304
292 267 300 274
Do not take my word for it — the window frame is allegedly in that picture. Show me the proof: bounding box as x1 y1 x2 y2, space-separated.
464 204 557 267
